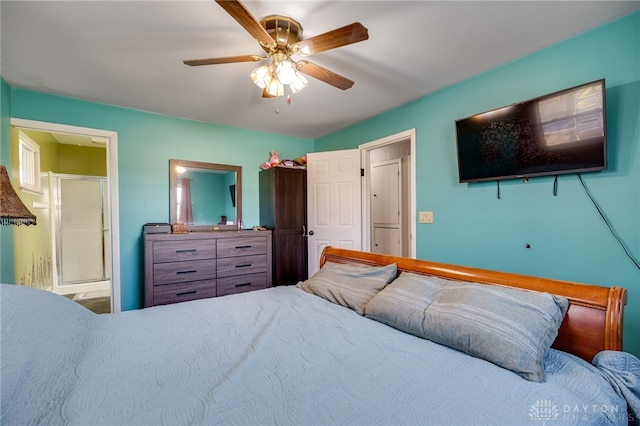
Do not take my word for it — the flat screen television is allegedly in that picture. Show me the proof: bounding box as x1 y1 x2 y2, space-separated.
455 79 607 183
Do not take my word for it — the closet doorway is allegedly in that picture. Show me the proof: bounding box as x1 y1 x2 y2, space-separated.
361 129 415 258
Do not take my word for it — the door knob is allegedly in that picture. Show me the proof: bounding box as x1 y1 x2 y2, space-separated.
308 230 314 236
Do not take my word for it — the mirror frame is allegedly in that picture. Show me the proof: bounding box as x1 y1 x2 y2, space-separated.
169 159 242 232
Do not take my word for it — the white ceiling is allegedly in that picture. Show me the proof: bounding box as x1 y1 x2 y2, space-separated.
2 1 638 140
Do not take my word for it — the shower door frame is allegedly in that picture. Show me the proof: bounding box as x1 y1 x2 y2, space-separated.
50 173 110 295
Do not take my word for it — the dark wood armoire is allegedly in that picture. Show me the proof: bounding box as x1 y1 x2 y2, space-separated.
259 167 308 285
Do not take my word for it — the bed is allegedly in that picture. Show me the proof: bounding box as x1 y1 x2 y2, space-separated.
2 246 638 425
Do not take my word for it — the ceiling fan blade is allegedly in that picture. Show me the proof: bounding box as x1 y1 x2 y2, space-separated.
183 54 263 66
297 61 354 90
294 22 368 56
215 0 274 47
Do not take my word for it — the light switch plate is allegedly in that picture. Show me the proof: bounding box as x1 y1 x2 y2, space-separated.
419 211 433 224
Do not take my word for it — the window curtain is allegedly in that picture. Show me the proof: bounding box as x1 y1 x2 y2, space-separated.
179 177 193 224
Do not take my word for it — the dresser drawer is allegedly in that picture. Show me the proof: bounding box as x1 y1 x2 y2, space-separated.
217 254 266 278
153 279 217 305
217 273 267 296
144 231 272 307
153 259 217 285
217 237 267 258
153 239 216 263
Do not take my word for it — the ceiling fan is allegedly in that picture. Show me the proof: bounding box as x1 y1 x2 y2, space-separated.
184 0 369 99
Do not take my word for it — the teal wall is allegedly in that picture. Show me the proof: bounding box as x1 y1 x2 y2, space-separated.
186 171 227 225
3 88 312 309
317 12 640 356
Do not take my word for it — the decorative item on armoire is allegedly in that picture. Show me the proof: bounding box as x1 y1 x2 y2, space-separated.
0 165 36 226
260 150 280 170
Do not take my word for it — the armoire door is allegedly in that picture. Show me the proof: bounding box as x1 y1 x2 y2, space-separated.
259 167 307 285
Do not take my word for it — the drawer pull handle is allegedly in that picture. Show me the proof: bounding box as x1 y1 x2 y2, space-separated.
235 263 252 268
176 270 197 275
176 249 197 253
235 245 252 249
235 282 252 288
176 290 197 296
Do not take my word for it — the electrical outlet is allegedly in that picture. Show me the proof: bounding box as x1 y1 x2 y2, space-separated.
419 211 433 224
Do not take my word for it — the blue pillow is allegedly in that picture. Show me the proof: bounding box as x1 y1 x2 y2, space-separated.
297 261 397 315
364 272 568 382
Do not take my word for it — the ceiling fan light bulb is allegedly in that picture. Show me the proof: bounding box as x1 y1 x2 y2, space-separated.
275 60 297 85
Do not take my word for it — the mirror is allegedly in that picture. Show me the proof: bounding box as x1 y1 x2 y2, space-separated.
169 159 242 231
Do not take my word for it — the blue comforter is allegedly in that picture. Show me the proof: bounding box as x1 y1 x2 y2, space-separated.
1 284 633 425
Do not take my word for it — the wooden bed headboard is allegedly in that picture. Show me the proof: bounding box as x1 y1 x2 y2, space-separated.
320 247 627 363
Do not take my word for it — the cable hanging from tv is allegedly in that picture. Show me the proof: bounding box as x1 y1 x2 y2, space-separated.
578 174 640 270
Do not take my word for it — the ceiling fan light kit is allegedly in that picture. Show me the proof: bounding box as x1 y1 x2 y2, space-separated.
184 0 369 110
250 51 309 98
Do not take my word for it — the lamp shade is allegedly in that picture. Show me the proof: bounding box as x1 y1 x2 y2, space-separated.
289 73 308 94
0 165 36 226
250 64 271 89
265 77 284 97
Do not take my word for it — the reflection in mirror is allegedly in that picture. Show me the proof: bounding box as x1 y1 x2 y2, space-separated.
169 159 242 231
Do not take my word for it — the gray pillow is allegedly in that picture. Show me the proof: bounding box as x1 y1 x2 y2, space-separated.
364 272 568 382
297 261 397 315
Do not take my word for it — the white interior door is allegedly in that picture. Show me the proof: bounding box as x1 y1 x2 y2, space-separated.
373 227 401 256
371 159 401 225
306 150 361 276
371 159 401 255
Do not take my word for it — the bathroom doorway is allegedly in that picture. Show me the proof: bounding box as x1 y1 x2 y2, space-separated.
10 118 121 313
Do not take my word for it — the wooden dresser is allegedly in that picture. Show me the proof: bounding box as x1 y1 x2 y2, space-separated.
144 230 272 307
